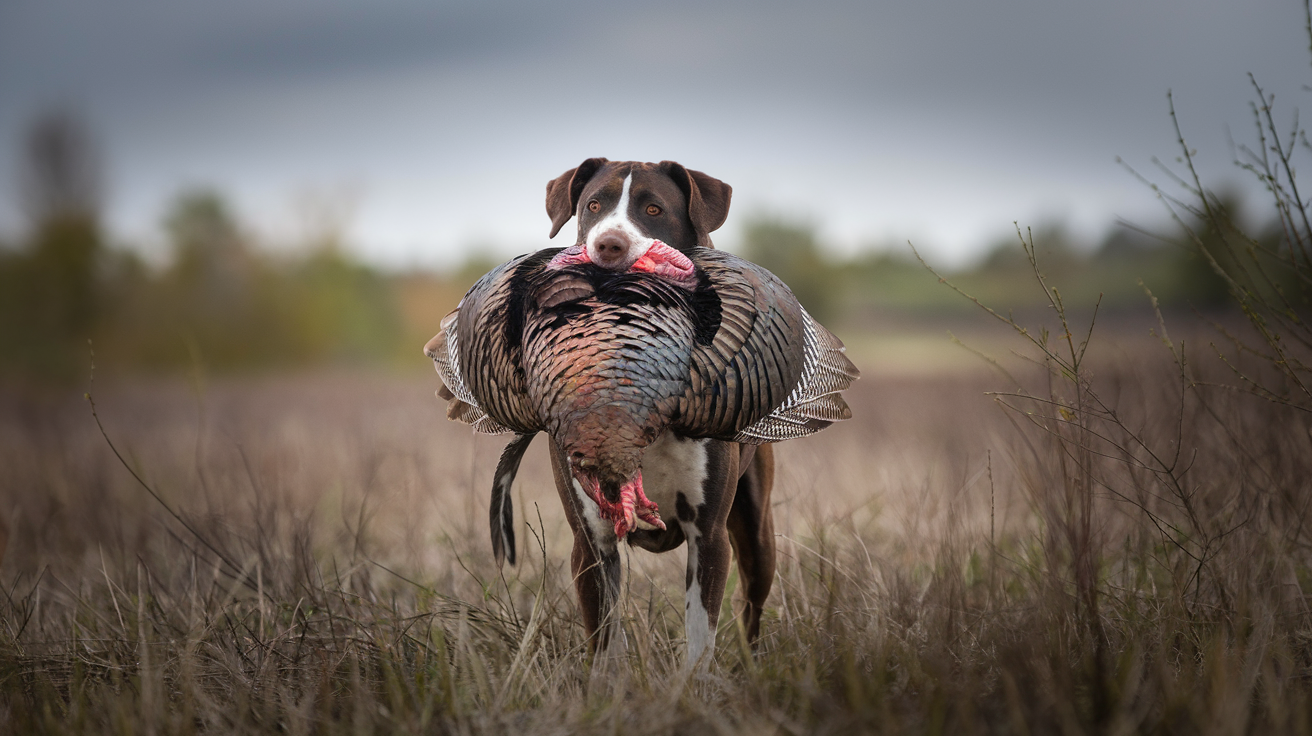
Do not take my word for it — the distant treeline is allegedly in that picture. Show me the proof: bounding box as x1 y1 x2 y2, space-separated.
741 212 1260 327
1 188 406 381
0 114 412 381
0 113 1269 383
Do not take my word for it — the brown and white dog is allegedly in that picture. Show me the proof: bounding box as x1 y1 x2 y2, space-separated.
542 159 776 664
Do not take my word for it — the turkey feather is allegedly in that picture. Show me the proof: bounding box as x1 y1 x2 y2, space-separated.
425 246 858 546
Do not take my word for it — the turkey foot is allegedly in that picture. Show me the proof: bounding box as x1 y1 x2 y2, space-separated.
615 474 666 536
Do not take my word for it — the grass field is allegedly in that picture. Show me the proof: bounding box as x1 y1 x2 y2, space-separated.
1 299 1310 734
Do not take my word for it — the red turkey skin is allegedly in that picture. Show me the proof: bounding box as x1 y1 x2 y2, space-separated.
573 471 666 537
546 240 696 288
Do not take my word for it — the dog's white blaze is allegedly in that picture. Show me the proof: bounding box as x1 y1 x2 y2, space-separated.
585 173 655 264
571 478 615 547
641 434 708 524
681 519 712 666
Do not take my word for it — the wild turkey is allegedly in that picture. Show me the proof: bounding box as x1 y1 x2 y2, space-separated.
426 243 858 562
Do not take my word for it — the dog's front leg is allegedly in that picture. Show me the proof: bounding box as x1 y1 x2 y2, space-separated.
680 520 731 668
570 523 621 650
550 437 623 652
676 440 739 669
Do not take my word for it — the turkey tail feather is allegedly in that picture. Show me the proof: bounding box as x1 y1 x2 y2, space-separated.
491 433 535 568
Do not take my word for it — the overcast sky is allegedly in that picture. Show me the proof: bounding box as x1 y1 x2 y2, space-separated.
0 0 1306 269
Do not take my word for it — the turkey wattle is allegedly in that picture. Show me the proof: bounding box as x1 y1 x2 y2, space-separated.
426 242 858 545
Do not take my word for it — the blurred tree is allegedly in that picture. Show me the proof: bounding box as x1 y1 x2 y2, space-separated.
166 191 245 279
112 188 403 370
1096 224 1160 258
1172 194 1249 308
163 190 255 328
0 111 105 380
740 218 835 323
160 190 278 367
289 248 400 362
981 224 1077 271
20 111 100 221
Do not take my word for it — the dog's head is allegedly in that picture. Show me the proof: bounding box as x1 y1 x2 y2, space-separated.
545 159 732 271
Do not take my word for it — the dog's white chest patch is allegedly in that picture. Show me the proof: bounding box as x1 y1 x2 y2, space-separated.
642 434 708 521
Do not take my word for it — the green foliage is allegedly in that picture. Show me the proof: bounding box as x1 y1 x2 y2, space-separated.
0 186 406 380
0 112 107 381
0 212 104 381
739 218 836 322
733 212 1267 335
452 252 502 293
127 190 403 370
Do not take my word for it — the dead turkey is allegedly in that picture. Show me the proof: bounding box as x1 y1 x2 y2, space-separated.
425 243 858 563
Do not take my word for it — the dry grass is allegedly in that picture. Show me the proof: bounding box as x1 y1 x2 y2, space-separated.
0 299 1309 735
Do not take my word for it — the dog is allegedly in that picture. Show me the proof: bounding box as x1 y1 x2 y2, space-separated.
540 159 778 664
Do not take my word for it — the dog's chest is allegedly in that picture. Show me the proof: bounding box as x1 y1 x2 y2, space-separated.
642 433 708 521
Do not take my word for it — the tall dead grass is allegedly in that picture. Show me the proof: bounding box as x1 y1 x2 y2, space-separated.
0 299 1309 734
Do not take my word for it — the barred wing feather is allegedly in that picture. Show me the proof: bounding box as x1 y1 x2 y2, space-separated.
428 308 516 434
425 252 548 436
678 249 859 444
732 306 859 443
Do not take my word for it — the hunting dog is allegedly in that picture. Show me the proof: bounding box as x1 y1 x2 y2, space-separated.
542 159 778 664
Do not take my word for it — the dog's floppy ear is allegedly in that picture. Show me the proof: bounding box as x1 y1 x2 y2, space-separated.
659 161 732 249
546 157 608 238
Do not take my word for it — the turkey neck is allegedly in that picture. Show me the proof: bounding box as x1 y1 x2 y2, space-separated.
522 266 698 496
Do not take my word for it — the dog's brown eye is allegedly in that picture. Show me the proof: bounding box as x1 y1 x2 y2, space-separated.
587 200 601 213
646 204 662 216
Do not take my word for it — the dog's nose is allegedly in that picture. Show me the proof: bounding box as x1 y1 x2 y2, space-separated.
592 231 630 268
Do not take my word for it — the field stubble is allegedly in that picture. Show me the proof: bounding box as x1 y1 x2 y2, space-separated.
0 320 1310 733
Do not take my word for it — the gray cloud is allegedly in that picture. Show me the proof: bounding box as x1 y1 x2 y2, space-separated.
0 0 1304 267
